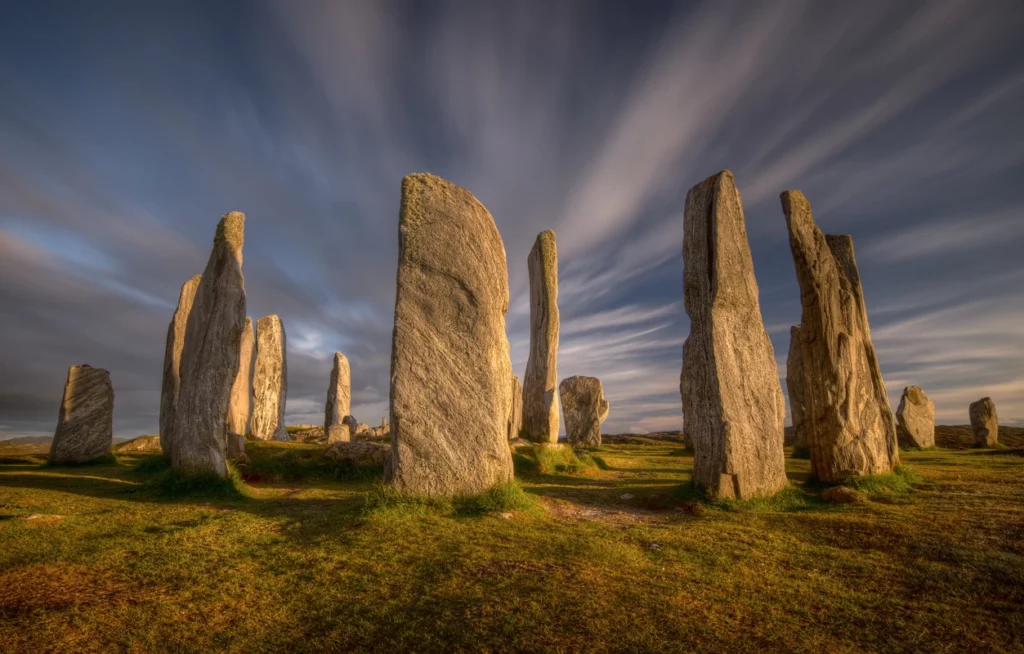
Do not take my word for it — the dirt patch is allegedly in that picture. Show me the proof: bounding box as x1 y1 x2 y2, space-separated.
0 564 153 616
541 496 670 525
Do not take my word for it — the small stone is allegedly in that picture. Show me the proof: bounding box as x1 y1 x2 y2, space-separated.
522 230 560 443
896 386 935 448
559 376 609 448
969 397 999 447
325 441 391 468
499 512 513 520
48 364 114 464
619 493 635 500
252 315 288 442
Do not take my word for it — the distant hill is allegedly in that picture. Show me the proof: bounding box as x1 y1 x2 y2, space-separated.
2 436 52 445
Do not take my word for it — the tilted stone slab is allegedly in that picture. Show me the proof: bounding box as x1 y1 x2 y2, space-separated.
159 274 201 459
49 364 113 464
969 397 998 447
560 375 608 448
896 385 935 449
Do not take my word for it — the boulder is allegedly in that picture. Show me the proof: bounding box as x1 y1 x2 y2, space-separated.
171 212 247 479
507 375 523 440
325 352 351 443
522 230 560 443
388 173 515 496
159 274 201 459
681 172 788 500
969 397 999 447
896 386 935 448
783 190 898 483
48 364 114 464
252 315 289 442
325 440 391 468
559 376 608 448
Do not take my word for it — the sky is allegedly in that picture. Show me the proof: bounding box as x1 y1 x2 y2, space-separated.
1 0 1022 440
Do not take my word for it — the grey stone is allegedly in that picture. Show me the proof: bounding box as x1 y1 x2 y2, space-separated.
682 171 788 499
896 386 935 448
159 275 201 459
522 230 560 443
49 364 114 464
226 316 254 459
389 173 515 496
325 352 351 443
559 375 608 448
252 314 288 442
507 375 523 440
969 397 998 447
325 440 391 468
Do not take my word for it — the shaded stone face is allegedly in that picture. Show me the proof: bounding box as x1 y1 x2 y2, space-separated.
171 212 247 479
522 230 560 443
559 376 608 448
507 375 523 441
969 397 998 447
159 274 201 459
786 325 808 451
227 316 255 440
783 190 898 483
681 171 788 500
49 364 113 464
896 385 935 449
325 352 351 443
388 173 514 496
252 314 288 442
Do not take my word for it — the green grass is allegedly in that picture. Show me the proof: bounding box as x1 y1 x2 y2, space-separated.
0 442 1022 652
514 443 595 475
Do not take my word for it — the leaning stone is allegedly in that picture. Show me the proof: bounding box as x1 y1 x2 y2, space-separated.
559 376 609 448
325 352 351 443
171 212 247 479
251 315 289 442
969 397 999 447
682 172 788 499
325 441 391 468
783 190 898 483
48 365 114 464
159 275 201 459
226 316 255 458
389 173 514 496
507 375 524 440
896 386 935 448
522 230 560 443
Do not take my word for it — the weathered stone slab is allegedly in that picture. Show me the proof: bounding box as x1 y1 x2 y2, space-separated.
252 314 289 442
682 171 788 499
325 352 351 443
159 275 201 459
49 364 113 464
171 212 247 479
560 375 608 448
226 316 254 459
969 397 998 447
389 173 514 496
522 230 560 443
507 375 523 440
783 190 898 483
896 386 935 448
786 325 809 452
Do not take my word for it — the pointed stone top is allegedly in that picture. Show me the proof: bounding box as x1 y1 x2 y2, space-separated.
334 351 348 362
216 211 245 249
780 189 811 216
257 314 282 329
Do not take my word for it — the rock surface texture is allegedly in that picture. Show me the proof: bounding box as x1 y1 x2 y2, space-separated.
783 190 898 483
786 325 808 452
969 397 999 447
171 212 247 479
325 441 391 468
388 173 514 496
559 376 609 448
522 230 560 443
896 386 935 448
49 365 114 464
681 171 788 499
226 317 255 457
159 275 201 459
325 352 352 443
507 375 523 440
252 315 289 442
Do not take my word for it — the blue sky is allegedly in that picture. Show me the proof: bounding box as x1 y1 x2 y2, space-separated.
1 0 1022 439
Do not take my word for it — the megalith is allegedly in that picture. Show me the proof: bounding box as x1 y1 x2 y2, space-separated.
522 230 560 443
896 386 935 449
252 314 288 442
49 364 114 464
681 171 788 499
171 212 247 479
969 397 998 447
783 190 898 483
786 325 809 453
507 375 523 440
159 274 201 459
226 316 254 458
325 352 351 443
388 173 514 496
560 375 608 448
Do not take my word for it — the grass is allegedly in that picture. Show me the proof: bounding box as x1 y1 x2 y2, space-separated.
514 443 595 475
0 440 1022 652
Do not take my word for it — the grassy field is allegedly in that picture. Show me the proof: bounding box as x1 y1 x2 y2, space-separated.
1 436 1022 653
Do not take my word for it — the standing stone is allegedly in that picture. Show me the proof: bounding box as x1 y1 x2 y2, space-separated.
252 315 289 442
389 173 514 496
507 375 524 440
786 325 809 453
171 212 247 479
325 352 351 443
49 365 114 464
522 230 561 443
682 171 788 499
896 386 935 449
783 190 898 483
159 275 201 459
560 376 608 448
225 316 254 459
969 397 999 447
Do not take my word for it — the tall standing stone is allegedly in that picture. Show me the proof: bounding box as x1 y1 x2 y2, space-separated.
969 397 999 447
681 171 788 499
507 375 523 440
49 364 114 464
560 376 609 448
171 212 247 479
786 325 809 453
522 230 560 443
896 386 935 449
226 316 255 458
325 352 351 443
252 315 288 442
159 275 201 459
783 190 898 483
389 173 514 496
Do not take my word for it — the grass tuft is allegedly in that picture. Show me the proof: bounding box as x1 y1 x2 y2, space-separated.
43 453 120 467
147 463 250 500
847 465 921 499
364 481 538 518
515 444 595 476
